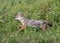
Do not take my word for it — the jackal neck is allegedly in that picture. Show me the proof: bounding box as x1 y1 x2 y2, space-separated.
19 17 28 25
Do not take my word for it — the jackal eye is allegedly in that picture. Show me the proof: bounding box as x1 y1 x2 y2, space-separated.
20 15 22 17
20 15 23 17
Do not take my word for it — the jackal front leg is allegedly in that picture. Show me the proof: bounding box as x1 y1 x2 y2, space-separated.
16 24 26 33
19 24 26 31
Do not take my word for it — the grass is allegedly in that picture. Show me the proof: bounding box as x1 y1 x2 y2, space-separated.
0 0 60 43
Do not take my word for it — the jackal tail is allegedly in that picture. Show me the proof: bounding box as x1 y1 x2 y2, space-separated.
44 20 52 27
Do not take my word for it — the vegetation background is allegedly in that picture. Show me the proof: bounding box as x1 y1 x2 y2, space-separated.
0 0 60 43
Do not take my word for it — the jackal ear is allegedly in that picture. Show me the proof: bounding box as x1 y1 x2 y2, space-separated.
18 12 23 15
18 12 23 16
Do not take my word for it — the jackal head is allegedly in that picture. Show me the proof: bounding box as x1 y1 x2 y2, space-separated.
15 12 24 21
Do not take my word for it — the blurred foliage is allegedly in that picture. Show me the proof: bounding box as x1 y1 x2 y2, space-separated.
0 0 60 43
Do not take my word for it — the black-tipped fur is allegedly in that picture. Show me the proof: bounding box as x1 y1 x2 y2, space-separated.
44 20 52 27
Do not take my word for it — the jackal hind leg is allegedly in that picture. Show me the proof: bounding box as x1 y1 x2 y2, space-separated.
40 23 47 31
